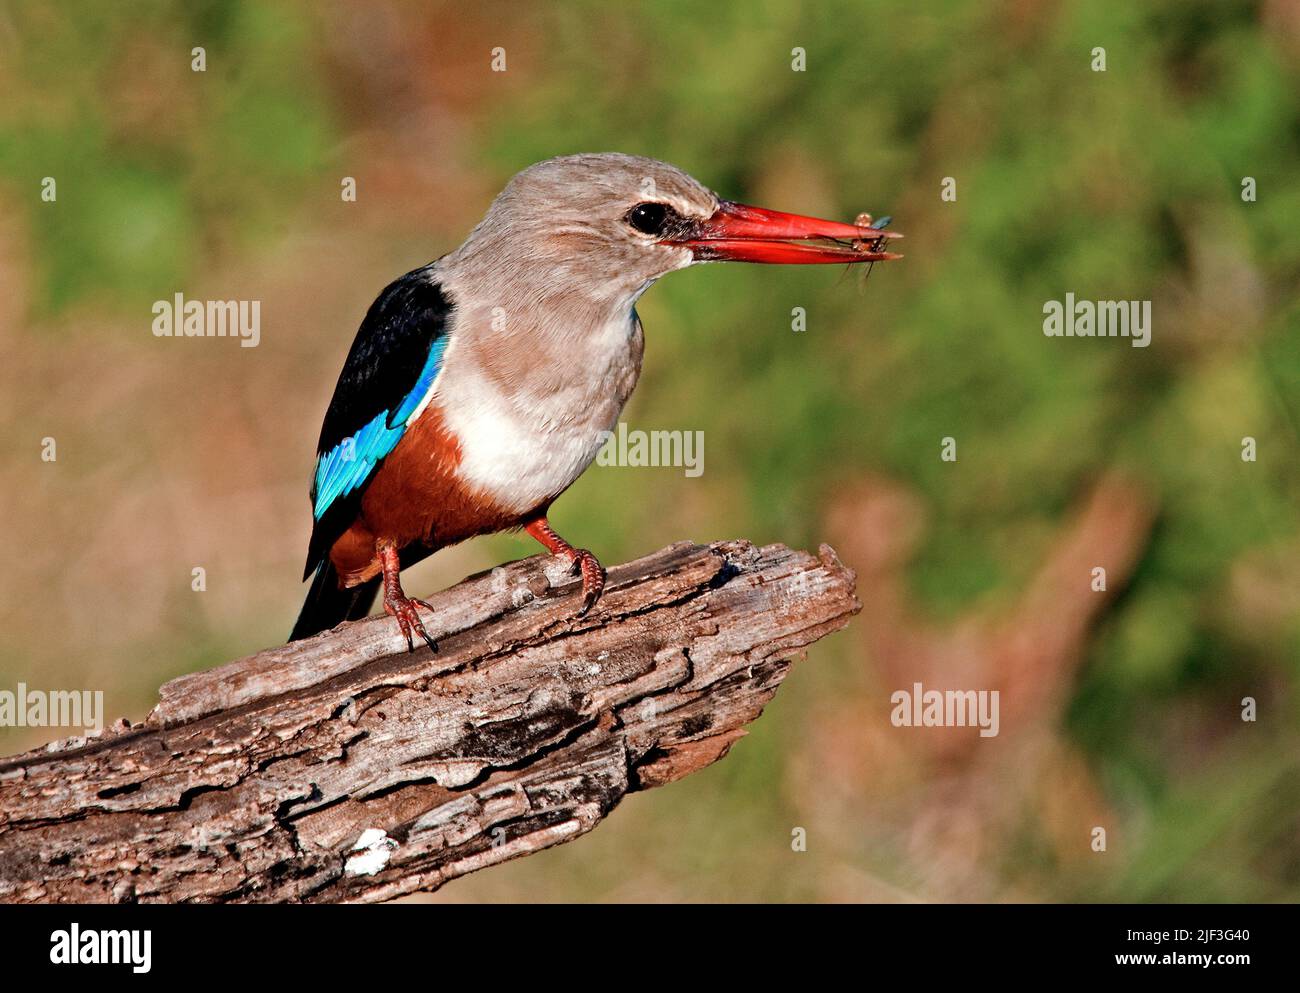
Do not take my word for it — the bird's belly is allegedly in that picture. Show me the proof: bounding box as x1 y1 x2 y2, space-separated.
444 390 625 515
436 320 642 516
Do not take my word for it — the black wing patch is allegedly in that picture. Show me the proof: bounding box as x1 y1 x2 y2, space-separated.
302 262 454 579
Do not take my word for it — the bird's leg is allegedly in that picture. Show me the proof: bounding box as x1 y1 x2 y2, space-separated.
524 517 605 616
378 542 437 652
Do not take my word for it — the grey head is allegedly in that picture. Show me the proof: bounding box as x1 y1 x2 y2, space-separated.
443 153 720 301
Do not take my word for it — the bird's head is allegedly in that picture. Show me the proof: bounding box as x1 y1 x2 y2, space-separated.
447 153 901 300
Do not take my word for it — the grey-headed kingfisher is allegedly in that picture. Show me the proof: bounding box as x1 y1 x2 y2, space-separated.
290 153 900 648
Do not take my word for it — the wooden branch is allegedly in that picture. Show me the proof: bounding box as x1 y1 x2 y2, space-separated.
0 539 859 903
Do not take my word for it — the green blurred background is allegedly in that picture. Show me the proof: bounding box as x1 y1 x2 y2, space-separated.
1 0 1297 902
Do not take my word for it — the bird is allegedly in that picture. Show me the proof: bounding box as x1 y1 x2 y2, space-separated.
289 153 901 648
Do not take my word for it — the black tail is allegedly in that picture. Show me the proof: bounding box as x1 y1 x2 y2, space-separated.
289 562 381 642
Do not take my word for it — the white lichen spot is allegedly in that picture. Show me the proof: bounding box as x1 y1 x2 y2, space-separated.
427 759 485 788
345 827 398 876
542 557 574 584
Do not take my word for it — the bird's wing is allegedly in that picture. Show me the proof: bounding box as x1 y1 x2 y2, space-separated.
303 263 453 580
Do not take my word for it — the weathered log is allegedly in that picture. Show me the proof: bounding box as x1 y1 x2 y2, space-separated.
0 539 859 903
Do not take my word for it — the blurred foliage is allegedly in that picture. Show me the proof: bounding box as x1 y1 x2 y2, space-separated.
0 0 334 315
2 0 1297 902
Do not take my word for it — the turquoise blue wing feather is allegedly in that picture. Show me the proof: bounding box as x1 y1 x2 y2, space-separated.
303 264 453 580
311 334 449 519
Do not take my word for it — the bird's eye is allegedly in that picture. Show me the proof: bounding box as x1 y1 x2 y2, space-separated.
625 202 673 236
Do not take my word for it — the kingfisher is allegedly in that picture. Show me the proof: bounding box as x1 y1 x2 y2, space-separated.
290 153 901 648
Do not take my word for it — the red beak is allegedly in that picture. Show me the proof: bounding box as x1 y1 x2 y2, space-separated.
669 200 903 264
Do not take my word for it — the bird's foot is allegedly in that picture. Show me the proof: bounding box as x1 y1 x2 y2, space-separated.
378 543 436 652
383 591 438 653
563 547 606 617
524 516 605 616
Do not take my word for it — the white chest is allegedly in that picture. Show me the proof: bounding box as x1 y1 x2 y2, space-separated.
433 310 644 515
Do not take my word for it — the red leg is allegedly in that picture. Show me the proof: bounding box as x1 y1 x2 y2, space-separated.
524 517 605 615
379 543 437 652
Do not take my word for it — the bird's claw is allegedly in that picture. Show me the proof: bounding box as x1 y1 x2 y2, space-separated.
384 594 438 653
566 548 605 617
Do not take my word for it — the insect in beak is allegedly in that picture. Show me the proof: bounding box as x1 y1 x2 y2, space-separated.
853 213 893 254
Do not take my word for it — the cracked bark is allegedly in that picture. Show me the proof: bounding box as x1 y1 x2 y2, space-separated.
0 539 859 904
